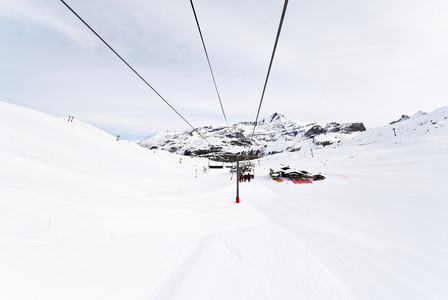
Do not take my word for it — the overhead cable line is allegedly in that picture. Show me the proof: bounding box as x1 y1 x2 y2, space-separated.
189 0 229 127
251 0 289 139
60 0 212 146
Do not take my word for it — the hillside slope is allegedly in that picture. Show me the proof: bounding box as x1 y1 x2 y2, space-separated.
1 101 447 299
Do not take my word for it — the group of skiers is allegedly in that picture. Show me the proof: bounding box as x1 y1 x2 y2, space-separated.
239 172 251 182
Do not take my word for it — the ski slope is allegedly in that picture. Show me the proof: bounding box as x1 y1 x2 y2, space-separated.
1 101 447 299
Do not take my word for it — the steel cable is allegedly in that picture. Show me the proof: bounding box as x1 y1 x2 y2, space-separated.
189 0 229 127
60 0 212 146
251 0 289 139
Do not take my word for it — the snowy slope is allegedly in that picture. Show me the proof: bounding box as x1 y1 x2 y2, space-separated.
255 106 448 299
1 101 447 299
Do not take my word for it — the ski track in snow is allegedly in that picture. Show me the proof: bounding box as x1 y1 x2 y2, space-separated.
1 101 448 299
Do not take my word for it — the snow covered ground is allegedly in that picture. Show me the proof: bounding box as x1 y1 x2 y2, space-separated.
1 101 447 299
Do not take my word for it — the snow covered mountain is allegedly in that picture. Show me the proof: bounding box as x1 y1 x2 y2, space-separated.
138 113 366 159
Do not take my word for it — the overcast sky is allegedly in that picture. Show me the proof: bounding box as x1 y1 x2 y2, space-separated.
1 0 448 139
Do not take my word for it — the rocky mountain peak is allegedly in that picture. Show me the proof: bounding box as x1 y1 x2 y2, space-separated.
390 115 410 125
267 112 284 122
390 110 428 125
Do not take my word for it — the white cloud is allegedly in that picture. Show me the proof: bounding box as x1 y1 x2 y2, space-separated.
0 0 98 48
1 0 447 138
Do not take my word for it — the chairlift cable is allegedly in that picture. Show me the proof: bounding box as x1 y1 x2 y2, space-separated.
251 0 289 139
189 0 229 127
60 0 212 146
